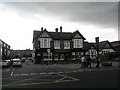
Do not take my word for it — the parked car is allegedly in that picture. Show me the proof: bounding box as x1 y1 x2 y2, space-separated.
6 60 12 65
12 58 22 67
1 60 10 68
21 57 26 62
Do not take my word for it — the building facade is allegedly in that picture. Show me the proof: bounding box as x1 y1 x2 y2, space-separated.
33 26 86 63
0 39 10 60
84 40 116 59
0 39 2 60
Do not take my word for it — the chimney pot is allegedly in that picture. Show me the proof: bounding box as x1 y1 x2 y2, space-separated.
41 27 43 31
55 28 58 32
60 26 62 32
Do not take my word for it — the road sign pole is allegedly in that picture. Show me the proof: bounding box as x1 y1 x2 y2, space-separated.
48 52 49 68
47 49 50 68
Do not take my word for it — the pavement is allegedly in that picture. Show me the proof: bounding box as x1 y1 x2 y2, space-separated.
28 61 120 72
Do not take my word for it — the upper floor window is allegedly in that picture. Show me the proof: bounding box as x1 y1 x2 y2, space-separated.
64 41 70 49
73 39 83 48
40 38 50 48
54 41 60 49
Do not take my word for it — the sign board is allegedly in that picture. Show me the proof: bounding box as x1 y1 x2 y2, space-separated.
32 53 35 57
47 49 50 53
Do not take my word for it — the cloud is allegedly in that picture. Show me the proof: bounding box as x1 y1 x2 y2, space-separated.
1 2 118 30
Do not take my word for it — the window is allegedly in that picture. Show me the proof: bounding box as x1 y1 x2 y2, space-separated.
54 54 59 60
102 51 110 55
40 38 50 48
72 52 75 60
89 49 97 59
54 41 60 49
73 39 83 48
43 52 52 61
64 41 70 49
60 54 64 60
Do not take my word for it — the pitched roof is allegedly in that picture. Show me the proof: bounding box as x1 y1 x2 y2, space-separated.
98 40 115 51
49 32 73 40
110 40 120 47
84 42 97 51
33 29 86 42
33 30 42 43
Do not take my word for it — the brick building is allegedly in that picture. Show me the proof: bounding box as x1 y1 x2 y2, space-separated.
0 39 10 60
33 26 86 63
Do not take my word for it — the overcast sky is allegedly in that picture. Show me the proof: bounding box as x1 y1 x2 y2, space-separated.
0 2 119 50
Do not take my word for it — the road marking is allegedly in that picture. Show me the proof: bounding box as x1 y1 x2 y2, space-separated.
40 73 47 75
3 74 45 87
3 73 79 87
56 73 79 81
57 72 64 74
5 69 9 72
49 72 56 74
30 73 38 75
10 72 13 76
21 74 29 76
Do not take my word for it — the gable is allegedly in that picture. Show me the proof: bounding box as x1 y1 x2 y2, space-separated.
103 43 111 49
73 33 82 38
39 32 50 38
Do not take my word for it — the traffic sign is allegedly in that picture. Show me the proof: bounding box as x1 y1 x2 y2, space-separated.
47 49 50 53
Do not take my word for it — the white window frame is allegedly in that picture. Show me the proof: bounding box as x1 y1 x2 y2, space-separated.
40 38 51 48
43 52 52 61
89 49 97 59
64 41 70 49
54 41 60 49
73 39 83 48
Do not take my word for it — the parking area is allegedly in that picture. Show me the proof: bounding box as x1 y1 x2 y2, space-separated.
2 72 79 88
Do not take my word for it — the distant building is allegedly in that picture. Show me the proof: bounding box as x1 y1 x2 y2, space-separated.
84 40 116 59
0 39 10 60
99 40 116 55
9 49 32 59
84 42 97 59
33 26 86 63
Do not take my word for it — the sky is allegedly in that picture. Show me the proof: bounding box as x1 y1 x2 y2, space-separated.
0 2 119 50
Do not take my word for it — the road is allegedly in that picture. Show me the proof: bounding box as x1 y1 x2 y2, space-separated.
2 61 120 89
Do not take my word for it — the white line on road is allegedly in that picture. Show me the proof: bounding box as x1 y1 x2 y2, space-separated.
30 73 38 75
10 72 13 76
40 73 47 75
5 69 9 72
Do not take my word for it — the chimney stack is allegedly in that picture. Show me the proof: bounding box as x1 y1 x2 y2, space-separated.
55 28 58 32
60 26 62 32
41 27 43 31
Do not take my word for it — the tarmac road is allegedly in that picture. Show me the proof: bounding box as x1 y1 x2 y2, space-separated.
1 61 120 89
